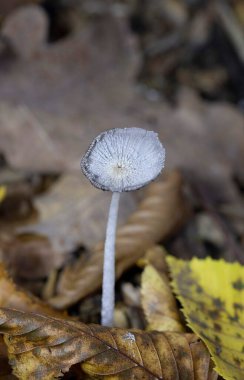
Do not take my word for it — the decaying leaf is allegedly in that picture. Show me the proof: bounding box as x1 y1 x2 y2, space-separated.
0 0 41 18
0 104 66 172
0 262 64 318
18 173 136 252
0 308 217 380
48 170 189 309
137 245 169 275
1 234 65 281
0 5 243 204
0 262 65 378
2 5 48 59
0 11 138 172
1 173 136 281
168 256 244 380
141 264 184 332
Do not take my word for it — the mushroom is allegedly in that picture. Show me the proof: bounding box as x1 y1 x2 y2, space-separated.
81 127 165 326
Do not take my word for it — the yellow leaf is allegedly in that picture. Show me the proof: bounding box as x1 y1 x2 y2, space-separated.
167 256 244 380
0 186 6 202
141 264 184 332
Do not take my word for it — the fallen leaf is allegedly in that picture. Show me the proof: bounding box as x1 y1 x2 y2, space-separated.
137 245 169 275
0 11 138 172
168 256 244 380
0 170 136 282
0 1 40 18
18 173 137 252
0 180 34 224
0 185 6 202
141 264 184 332
0 308 217 380
0 166 59 223
0 262 64 318
0 104 65 172
2 5 48 59
0 8 242 204
0 262 64 378
48 170 189 309
1 234 62 280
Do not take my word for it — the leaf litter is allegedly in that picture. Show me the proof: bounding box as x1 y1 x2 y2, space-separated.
0 308 217 380
0 1 243 379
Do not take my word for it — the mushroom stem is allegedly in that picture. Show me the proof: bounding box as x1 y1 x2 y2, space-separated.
101 191 121 326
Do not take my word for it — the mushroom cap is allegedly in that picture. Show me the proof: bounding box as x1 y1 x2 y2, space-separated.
81 127 165 192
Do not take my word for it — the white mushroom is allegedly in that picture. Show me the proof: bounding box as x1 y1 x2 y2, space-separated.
81 127 165 326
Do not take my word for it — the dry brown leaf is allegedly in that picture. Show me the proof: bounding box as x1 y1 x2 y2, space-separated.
2 5 48 59
137 245 169 275
18 173 136 252
0 12 138 172
0 172 135 281
48 170 189 309
0 262 64 378
0 262 64 318
0 171 136 282
1 234 63 281
0 104 65 172
0 8 243 204
0 308 217 380
141 264 184 332
0 0 41 18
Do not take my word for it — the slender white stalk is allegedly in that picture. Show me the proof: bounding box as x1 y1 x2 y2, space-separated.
101 191 121 326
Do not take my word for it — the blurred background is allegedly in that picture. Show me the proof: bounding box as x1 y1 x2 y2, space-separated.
0 0 243 300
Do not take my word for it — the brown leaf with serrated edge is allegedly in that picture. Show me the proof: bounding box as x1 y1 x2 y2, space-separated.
0 308 217 380
0 263 64 318
48 170 189 309
141 264 184 332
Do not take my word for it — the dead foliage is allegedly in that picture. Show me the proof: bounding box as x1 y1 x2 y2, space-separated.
48 170 189 309
0 308 217 380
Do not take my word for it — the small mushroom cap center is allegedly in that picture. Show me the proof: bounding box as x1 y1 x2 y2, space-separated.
113 163 125 174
